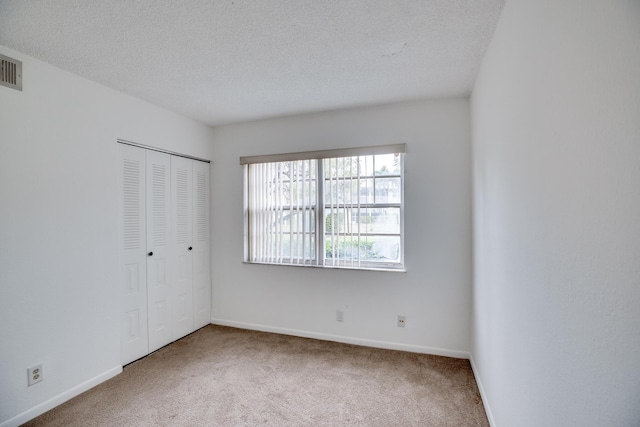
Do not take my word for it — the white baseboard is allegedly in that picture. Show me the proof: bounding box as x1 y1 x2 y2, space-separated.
0 366 122 427
210 318 470 360
469 355 496 427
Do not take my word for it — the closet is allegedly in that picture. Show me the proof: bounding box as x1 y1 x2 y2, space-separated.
118 142 211 365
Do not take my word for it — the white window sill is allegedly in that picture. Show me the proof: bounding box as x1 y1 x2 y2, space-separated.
243 261 406 273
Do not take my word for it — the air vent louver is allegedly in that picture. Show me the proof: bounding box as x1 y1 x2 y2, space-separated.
0 54 22 91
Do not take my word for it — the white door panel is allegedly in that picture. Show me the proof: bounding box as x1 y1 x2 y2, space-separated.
146 150 172 353
118 145 148 364
171 156 193 340
193 160 211 328
119 144 209 364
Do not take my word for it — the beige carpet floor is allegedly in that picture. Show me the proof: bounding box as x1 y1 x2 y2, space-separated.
24 325 488 426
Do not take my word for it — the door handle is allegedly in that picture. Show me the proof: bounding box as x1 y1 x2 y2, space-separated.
148 252 153 256
188 247 193 251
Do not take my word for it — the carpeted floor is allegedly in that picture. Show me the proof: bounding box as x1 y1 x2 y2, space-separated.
24 325 488 426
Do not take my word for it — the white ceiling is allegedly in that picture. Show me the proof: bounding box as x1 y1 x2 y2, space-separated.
0 0 504 127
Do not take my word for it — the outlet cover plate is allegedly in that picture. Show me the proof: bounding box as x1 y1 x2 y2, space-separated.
28 364 43 386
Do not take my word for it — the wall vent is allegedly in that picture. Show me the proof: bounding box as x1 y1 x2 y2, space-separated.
0 54 22 91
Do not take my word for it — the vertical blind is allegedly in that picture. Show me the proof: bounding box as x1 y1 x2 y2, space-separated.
242 144 406 271
247 160 316 264
324 156 362 268
323 154 403 269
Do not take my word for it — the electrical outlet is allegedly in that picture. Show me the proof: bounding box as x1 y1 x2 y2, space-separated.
28 364 43 386
397 315 406 328
336 309 344 322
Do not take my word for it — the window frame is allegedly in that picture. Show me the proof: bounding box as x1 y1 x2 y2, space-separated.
241 144 406 272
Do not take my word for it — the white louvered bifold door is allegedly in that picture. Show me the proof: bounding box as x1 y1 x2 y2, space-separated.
192 160 211 328
146 150 173 353
171 156 194 340
118 145 149 365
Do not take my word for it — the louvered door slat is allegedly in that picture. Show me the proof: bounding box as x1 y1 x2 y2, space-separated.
119 145 149 364
146 150 172 353
119 142 210 364
171 157 194 340
193 161 211 328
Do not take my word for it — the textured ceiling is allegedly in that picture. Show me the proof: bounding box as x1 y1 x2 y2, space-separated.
0 0 504 127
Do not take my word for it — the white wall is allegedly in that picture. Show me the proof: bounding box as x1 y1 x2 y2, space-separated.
210 99 473 356
471 1 640 426
0 46 215 426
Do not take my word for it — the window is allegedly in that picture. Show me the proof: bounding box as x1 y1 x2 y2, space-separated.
241 144 405 271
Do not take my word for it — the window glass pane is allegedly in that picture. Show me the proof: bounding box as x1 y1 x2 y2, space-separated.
281 234 292 259
325 237 361 260
280 209 292 232
303 210 315 233
330 208 389 234
374 177 401 203
354 207 400 234
281 210 315 233
308 234 316 259
362 236 400 262
374 153 401 176
280 233 315 260
325 235 400 263
281 233 316 262
360 156 374 177
325 207 363 234
274 161 315 206
324 211 340 233
324 178 360 205
358 178 374 203
325 157 359 178
306 179 316 205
